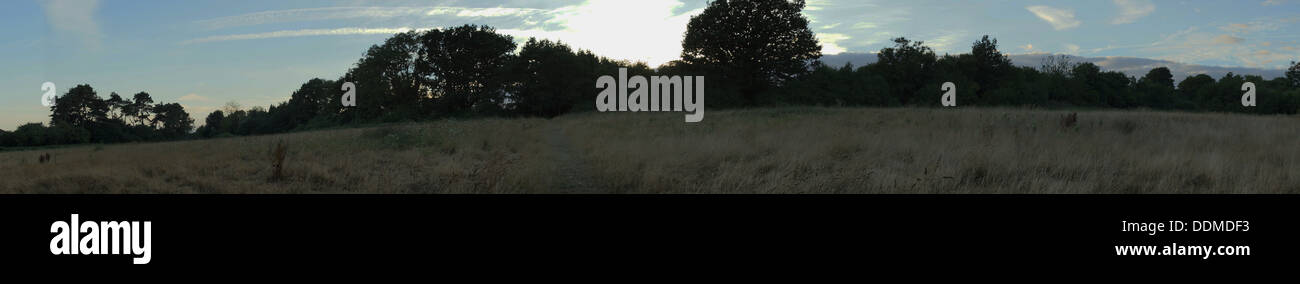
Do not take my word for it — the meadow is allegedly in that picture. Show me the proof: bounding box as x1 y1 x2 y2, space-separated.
2 107 1297 193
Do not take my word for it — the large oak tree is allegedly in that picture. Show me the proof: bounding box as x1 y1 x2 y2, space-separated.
681 0 822 106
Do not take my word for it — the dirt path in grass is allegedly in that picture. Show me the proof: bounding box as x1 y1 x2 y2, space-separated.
544 123 603 193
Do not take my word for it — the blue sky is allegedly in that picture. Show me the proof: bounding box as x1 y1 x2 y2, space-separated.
2 0 1298 130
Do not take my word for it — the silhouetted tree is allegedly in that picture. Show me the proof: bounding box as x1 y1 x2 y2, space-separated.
7 122 89 146
1140 67 1175 89
345 31 428 122
1209 72 1247 111
681 0 821 106
202 110 225 137
12 123 50 146
876 37 937 105
1253 76 1297 114
932 54 980 105
418 25 517 116
1098 70 1139 108
277 78 340 130
1070 62 1103 105
127 92 155 127
1039 54 1074 77
782 62 891 106
507 38 593 117
237 106 272 135
151 103 193 139
1288 61 1300 88
1178 74 1216 109
968 35 1013 96
1138 67 1177 109
50 84 108 128
106 92 130 121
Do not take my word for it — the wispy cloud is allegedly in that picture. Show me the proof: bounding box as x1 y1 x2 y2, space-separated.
184 1 703 66
1212 34 1245 44
924 31 966 53
1262 0 1289 6
1064 43 1081 54
40 0 103 48
178 93 210 101
851 22 878 29
195 6 552 29
1140 25 1293 68
1112 0 1156 25
803 0 910 53
1026 6 1081 30
1222 23 1254 33
182 27 420 44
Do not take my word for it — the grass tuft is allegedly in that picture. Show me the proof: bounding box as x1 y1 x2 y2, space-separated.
270 141 287 181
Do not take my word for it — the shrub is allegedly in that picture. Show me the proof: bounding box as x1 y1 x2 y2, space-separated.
1059 112 1078 129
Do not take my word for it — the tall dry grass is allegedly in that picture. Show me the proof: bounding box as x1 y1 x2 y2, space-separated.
1 107 1297 193
0 118 553 193
558 107 1300 193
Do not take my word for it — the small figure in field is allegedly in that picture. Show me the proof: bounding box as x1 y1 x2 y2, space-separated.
1060 113 1078 129
38 153 51 164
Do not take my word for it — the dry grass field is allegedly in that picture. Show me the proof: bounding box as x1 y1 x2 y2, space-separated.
2 107 1298 193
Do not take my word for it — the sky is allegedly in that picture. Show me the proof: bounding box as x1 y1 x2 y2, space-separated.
2 0 1298 130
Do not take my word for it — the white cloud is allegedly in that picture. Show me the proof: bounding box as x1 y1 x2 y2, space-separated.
1020 43 1035 52
497 0 702 67
1112 0 1156 25
40 0 103 48
1026 6 1081 30
182 27 419 44
1262 0 1288 6
817 33 850 54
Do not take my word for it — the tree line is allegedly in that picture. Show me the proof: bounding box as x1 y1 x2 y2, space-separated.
783 36 1300 114
0 85 192 147
4 0 1300 149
